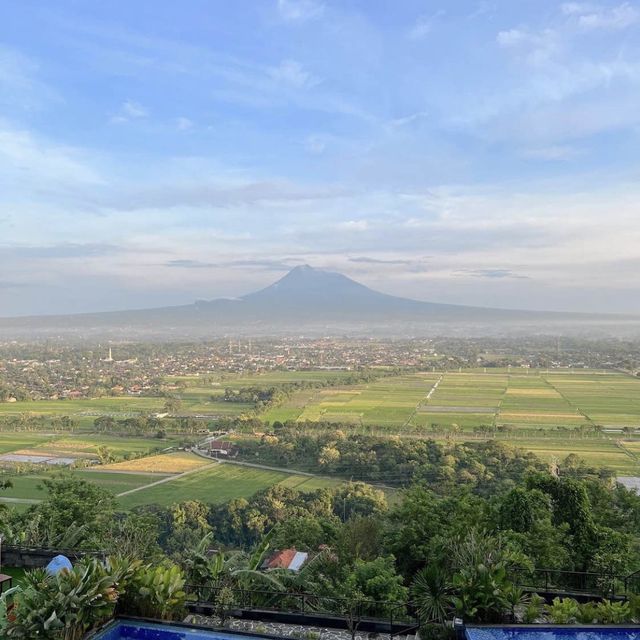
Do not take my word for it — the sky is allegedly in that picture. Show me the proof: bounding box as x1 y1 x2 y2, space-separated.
2 0 640 316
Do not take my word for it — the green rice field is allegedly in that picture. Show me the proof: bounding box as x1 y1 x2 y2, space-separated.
0 470 164 504
266 370 640 432
117 462 343 509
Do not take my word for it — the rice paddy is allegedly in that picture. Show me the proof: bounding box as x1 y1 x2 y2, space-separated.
99 451 210 473
268 369 640 432
1 368 639 505
117 462 343 509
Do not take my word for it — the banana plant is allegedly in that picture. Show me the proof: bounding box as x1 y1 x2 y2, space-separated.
0 559 118 640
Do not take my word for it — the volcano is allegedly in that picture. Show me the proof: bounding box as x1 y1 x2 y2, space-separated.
0 265 633 338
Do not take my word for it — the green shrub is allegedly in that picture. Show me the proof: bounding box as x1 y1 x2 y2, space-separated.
546 597 580 624
628 594 640 623
119 562 186 621
595 599 631 624
575 602 599 624
522 594 545 624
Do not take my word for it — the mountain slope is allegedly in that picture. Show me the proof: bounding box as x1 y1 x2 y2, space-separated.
0 265 635 338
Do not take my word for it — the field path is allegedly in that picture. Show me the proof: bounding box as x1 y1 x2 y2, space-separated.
115 462 218 497
193 447 316 477
82 469 171 477
0 496 41 505
402 374 443 429
193 448 398 490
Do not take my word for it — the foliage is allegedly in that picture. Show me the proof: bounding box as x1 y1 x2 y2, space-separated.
546 598 581 624
0 559 117 640
522 594 545 624
117 562 186 621
411 564 453 625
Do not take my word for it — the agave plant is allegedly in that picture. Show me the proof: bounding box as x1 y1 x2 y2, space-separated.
410 564 453 626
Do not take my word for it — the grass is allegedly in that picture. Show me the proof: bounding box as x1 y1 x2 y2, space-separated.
509 437 640 474
118 462 343 509
0 433 56 454
0 567 26 585
0 470 164 501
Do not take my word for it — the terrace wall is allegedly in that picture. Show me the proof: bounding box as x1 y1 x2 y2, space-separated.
2 546 104 569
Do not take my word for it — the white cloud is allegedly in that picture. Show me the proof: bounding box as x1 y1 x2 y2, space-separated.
176 117 193 131
277 0 324 22
110 100 148 123
496 28 527 47
305 135 326 154
468 2 496 19
577 3 639 30
337 220 369 231
560 2 597 15
521 145 582 160
409 11 445 39
496 28 559 65
268 59 317 88
0 124 103 186
0 45 58 110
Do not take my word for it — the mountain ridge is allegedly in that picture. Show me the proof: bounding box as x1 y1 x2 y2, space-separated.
0 265 636 338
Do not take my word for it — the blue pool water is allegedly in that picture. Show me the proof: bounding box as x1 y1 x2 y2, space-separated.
466 627 640 640
94 620 268 640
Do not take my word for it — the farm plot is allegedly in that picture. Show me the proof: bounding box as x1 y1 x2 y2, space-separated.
117 462 341 509
0 470 161 505
0 434 179 468
0 433 56 454
624 441 640 455
497 375 585 428
176 370 364 416
292 375 439 427
99 451 209 474
0 397 164 418
544 372 640 427
261 369 640 435
509 437 640 475
410 373 506 430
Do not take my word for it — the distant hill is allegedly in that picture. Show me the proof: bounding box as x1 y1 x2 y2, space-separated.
0 265 637 338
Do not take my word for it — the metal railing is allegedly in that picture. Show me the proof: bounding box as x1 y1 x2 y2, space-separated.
513 568 640 598
185 585 418 631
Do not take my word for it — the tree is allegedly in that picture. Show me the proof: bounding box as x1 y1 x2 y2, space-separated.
498 487 551 533
331 483 387 521
164 396 183 414
272 514 339 551
28 474 116 548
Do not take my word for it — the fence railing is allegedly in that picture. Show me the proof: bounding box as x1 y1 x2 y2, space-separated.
512 568 640 598
185 585 418 630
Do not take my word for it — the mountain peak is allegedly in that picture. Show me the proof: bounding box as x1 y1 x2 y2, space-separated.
242 264 374 304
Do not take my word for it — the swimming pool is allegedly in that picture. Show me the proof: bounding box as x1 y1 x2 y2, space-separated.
92 619 275 640
465 626 640 640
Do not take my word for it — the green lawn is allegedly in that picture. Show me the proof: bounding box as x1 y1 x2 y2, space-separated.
0 567 26 585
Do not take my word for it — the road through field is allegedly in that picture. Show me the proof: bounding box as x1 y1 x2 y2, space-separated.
0 496 41 505
115 461 219 497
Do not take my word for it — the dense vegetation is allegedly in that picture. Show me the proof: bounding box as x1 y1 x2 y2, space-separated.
1 436 640 637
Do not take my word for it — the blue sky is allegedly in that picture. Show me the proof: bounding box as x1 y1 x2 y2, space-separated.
2 0 640 315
